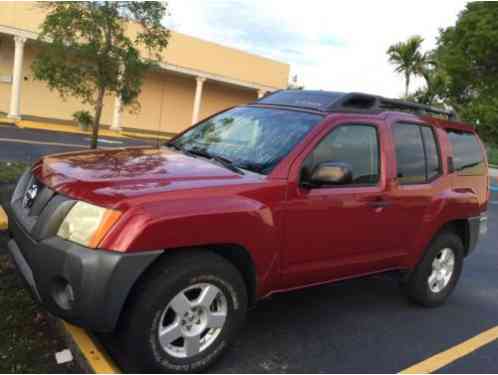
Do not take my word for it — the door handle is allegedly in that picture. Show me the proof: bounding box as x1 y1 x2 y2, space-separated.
368 198 391 208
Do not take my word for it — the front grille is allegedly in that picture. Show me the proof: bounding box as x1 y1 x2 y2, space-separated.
10 170 75 241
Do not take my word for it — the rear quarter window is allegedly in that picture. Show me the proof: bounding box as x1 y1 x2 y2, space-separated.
446 130 486 176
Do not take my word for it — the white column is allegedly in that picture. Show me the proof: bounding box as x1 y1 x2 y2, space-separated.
111 95 122 131
257 89 266 99
8 36 27 120
192 76 206 124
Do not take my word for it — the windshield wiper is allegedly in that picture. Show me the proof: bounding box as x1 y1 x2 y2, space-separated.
186 147 245 175
237 161 270 175
167 143 182 151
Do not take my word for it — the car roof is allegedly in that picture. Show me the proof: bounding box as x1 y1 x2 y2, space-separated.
252 89 475 132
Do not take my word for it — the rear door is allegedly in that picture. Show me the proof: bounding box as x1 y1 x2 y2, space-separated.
384 120 445 259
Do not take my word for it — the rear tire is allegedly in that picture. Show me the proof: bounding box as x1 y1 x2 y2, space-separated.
120 251 248 373
402 231 464 307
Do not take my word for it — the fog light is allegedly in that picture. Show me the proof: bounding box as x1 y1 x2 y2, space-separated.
52 277 75 310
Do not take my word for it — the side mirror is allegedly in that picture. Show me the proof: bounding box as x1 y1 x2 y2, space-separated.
307 162 353 186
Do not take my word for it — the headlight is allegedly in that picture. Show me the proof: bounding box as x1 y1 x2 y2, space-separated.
57 201 122 248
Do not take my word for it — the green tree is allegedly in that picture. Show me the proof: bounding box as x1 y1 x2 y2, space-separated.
433 2 498 142
32 2 170 149
387 36 425 97
408 63 449 107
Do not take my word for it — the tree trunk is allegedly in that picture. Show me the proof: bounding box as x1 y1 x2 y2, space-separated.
405 72 410 98
91 86 106 149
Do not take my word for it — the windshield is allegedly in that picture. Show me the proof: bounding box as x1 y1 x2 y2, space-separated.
169 106 323 174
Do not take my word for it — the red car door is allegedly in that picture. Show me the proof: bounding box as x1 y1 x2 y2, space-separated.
382 117 446 268
281 118 405 289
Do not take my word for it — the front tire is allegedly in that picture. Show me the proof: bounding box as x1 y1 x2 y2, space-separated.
121 251 248 373
403 231 464 307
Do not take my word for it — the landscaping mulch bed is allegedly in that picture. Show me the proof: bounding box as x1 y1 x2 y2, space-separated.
0 160 80 373
0 249 79 373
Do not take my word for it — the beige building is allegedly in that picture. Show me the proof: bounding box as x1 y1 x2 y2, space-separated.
0 2 289 136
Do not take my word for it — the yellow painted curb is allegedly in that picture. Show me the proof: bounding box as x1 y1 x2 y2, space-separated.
63 322 121 374
0 205 7 231
0 118 14 125
400 325 498 373
121 130 171 142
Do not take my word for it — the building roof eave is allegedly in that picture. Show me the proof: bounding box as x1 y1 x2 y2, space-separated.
0 24 277 93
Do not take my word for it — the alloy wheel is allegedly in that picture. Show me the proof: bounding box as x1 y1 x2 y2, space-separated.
428 248 455 293
157 283 228 358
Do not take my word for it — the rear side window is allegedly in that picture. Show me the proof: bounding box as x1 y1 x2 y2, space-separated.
421 126 442 180
447 130 485 176
393 123 442 184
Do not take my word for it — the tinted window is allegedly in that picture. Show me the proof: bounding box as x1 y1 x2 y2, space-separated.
171 107 323 175
258 90 345 111
421 126 441 180
447 130 485 175
393 124 426 184
304 125 380 185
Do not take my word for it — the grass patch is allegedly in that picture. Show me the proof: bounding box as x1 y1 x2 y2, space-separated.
486 145 498 166
0 161 28 185
0 253 78 373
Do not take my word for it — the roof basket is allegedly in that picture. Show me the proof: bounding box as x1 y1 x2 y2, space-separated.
376 97 457 121
255 90 457 121
329 93 457 121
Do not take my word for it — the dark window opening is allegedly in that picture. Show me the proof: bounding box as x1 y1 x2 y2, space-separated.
446 130 485 176
421 126 442 181
303 124 380 186
393 123 442 184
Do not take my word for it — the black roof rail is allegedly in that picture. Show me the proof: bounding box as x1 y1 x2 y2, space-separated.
328 92 457 121
375 97 457 121
254 90 457 121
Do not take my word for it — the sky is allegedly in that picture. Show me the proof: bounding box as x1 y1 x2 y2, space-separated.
164 0 468 98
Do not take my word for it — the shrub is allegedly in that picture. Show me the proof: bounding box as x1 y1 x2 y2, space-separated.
73 110 93 131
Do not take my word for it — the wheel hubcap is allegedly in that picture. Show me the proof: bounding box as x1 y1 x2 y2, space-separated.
428 248 455 293
158 283 228 358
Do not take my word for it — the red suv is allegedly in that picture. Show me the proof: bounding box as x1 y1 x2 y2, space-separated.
6 90 489 372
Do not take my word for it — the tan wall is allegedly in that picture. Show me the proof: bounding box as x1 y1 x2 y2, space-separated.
0 40 114 124
0 37 258 133
0 2 287 135
160 73 196 134
200 81 256 121
122 71 257 134
0 2 290 89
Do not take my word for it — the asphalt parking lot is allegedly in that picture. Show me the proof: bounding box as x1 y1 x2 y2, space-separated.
0 124 154 163
98 203 498 373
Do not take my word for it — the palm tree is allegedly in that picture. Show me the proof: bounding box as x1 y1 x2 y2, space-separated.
387 36 425 97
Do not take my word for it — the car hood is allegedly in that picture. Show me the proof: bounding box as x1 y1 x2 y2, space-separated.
32 147 262 207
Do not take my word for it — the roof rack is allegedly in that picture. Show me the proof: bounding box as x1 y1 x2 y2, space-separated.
373 96 457 121
255 90 457 121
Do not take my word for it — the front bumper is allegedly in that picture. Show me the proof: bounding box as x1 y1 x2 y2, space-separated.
6 203 162 332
